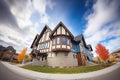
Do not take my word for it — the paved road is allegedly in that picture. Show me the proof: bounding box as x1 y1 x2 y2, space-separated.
0 62 36 80
0 61 120 80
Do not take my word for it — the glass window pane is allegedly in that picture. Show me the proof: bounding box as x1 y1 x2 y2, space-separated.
67 39 70 45
43 44 44 49
56 37 60 44
46 43 47 48
48 42 49 48
44 43 45 49
41 44 43 49
62 37 67 45
45 43 47 48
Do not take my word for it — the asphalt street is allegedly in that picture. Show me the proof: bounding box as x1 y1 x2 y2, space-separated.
0 62 36 80
0 61 120 80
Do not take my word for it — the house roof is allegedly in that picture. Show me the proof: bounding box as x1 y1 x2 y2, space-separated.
30 22 93 51
34 25 52 47
86 44 93 51
49 21 74 38
7 46 16 52
74 34 83 42
111 48 120 54
30 34 39 48
38 25 52 40
74 34 87 47
0 45 5 51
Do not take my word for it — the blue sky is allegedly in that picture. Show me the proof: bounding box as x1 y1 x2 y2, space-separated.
0 0 120 56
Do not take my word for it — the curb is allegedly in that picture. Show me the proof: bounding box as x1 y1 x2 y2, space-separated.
1 61 120 80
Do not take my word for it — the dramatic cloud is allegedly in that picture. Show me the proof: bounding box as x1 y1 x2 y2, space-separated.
84 0 120 56
0 0 119 55
0 0 54 53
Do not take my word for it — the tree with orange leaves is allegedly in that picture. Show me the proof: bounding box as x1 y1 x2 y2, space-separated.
17 48 27 63
95 43 109 61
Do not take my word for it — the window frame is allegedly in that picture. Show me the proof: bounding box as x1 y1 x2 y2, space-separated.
56 37 60 44
62 37 67 45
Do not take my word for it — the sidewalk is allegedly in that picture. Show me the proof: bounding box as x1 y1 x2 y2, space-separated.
1 61 120 80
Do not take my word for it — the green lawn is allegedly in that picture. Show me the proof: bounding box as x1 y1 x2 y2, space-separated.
21 64 113 74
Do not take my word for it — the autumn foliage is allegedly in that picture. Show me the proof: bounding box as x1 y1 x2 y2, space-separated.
109 55 116 62
17 48 27 63
25 55 31 60
95 43 109 61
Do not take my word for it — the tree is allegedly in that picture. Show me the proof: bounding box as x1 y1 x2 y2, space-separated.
109 55 116 62
17 48 27 63
95 43 109 61
24 55 31 60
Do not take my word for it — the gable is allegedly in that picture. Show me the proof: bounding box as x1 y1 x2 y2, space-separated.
35 25 52 44
39 28 51 43
50 21 74 38
53 26 69 35
30 34 39 48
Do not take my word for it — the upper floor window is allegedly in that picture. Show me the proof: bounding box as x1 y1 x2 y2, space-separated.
62 37 67 45
39 42 50 49
45 43 47 48
53 39 56 45
56 37 60 44
67 39 70 45
47 42 49 48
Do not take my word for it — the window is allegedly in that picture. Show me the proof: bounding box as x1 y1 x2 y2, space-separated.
41 44 43 49
48 42 49 48
39 45 41 49
56 37 60 44
46 42 48 48
67 39 70 45
62 37 67 45
42 44 45 49
44 43 47 48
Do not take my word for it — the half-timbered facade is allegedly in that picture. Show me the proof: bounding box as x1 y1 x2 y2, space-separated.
30 22 93 68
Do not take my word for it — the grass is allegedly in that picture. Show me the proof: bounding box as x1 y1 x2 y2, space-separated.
21 64 113 74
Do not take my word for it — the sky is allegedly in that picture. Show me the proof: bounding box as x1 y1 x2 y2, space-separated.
0 0 120 56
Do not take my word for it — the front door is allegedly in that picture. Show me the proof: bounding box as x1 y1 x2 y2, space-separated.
77 52 82 66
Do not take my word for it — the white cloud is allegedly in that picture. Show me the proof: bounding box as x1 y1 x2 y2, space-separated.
33 0 47 14
32 0 55 24
6 0 33 29
40 14 49 23
105 37 120 52
0 0 55 53
84 0 120 56
84 0 120 37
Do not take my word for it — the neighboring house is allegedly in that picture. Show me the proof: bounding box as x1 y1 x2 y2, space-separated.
11 53 18 62
0 45 17 62
110 48 120 62
30 22 93 68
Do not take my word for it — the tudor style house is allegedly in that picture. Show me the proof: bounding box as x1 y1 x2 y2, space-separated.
30 22 93 68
